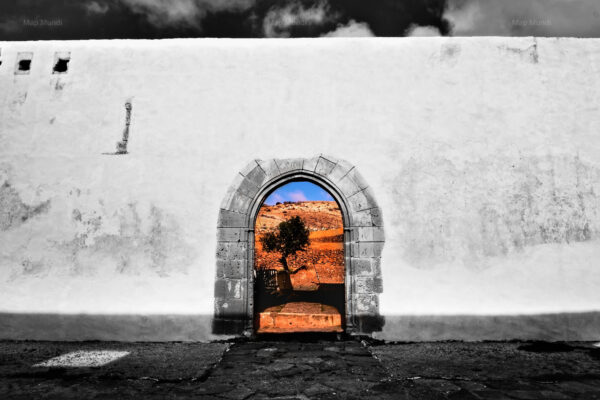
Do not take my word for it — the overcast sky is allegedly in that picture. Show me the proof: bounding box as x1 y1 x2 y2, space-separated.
1 0 599 40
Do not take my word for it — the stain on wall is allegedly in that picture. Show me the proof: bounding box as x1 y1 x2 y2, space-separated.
391 154 599 269
0 165 196 280
499 39 539 63
0 178 50 231
57 201 195 277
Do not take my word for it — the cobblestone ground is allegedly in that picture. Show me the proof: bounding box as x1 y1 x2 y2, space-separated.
1 338 599 399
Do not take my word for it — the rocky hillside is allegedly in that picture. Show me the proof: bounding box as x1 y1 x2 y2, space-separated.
255 201 344 289
255 201 342 234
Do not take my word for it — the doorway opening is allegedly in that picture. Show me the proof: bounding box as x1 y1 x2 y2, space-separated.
213 156 385 336
254 180 345 333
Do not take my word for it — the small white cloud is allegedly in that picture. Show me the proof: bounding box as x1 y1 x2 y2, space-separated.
85 1 110 15
323 19 374 37
266 193 284 205
34 350 130 368
263 0 337 38
319 189 334 201
121 0 254 28
288 190 307 202
405 24 442 37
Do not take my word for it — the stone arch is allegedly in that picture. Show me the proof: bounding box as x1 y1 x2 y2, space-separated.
213 155 384 335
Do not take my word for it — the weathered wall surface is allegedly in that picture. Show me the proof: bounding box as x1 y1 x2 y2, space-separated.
0 37 599 341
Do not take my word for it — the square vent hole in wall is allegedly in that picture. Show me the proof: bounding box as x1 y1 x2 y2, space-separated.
15 52 33 74
53 52 70 74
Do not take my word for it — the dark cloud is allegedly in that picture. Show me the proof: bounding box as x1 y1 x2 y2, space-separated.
0 0 598 40
0 0 450 39
446 0 600 37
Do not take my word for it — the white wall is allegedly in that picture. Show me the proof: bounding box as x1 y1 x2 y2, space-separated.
1 37 599 341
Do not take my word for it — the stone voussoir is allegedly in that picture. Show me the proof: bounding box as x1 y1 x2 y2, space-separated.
241 162 268 189
327 159 354 183
314 156 337 176
256 159 281 181
302 156 320 172
275 158 304 174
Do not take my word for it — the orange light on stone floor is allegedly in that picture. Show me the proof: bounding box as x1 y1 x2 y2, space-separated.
257 302 342 333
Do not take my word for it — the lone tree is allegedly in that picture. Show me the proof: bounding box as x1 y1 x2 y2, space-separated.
260 216 310 274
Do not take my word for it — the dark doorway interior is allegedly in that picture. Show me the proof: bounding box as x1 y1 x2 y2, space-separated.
253 181 345 333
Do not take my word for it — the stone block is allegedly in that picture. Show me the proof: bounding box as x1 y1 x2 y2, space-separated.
373 277 383 293
214 298 246 317
348 189 373 212
354 314 385 334
257 159 281 181
370 257 382 277
302 156 320 172
352 242 384 258
275 158 303 174
345 167 369 191
337 175 362 198
216 241 247 260
222 191 253 214
239 160 261 177
357 227 385 242
319 154 339 164
217 227 245 242
369 207 384 227
216 259 245 279
212 318 246 335
219 173 244 209
314 156 337 176
214 279 243 299
217 209 247 228
354 276 383 294
327 159 354 182
351 209 373 227
352 258 373 275
352 293 379 313
352 208 383 227
236 176 260 199
362 186 378 204
242 162 268 188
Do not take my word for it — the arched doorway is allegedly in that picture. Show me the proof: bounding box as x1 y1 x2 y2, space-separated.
213 156 385 336
253 180 346 333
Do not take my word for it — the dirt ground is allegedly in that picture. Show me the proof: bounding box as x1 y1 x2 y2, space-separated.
1 338 600 399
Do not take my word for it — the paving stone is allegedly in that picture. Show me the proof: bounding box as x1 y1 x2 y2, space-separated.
221 385 256 400
3 341 600 399
304 382 334 396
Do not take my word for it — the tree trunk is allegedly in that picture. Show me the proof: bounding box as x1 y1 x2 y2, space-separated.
280 255 290 272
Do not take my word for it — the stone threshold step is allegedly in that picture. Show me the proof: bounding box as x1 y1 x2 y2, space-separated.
257 302 343 333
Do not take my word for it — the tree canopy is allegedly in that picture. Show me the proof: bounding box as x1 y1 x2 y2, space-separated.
260 216 310 272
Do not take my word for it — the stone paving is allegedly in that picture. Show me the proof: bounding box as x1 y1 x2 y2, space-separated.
0 338 599 399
